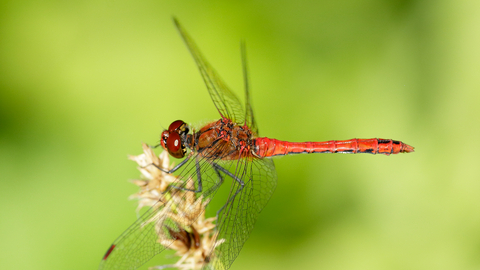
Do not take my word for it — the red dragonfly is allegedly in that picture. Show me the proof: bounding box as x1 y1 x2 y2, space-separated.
99 18 414 270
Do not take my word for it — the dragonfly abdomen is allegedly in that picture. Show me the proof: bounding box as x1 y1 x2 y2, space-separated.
254 138 414 157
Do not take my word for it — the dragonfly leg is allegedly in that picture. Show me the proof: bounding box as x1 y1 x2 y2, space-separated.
143 154 191 174
193 157 203 193
147 143 161 149
169 160 228 205
168 156 204 193
201 162 225 198
167 160 203 193
211 163 245 219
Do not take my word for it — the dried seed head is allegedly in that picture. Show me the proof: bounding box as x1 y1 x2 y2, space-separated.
129 144 224 270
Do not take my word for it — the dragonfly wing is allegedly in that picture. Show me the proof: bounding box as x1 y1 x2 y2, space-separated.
203 157 277 269
173 18 245 125
240 42 259 135
98 205 171 270
99 153 225 270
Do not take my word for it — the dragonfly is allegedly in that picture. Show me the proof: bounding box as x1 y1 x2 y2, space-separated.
99 18 414 270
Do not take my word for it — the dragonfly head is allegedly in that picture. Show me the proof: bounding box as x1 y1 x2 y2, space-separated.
160 120 190 159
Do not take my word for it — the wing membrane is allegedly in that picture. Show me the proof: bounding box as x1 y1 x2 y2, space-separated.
174 18 245 125
241 42 259 135
202 158 277 269
99 144 231 270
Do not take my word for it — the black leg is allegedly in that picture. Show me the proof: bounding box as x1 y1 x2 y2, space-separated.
201 162 225 198
167 156 203 193
212 162 246 219
148 143 162 149
143 154 191 174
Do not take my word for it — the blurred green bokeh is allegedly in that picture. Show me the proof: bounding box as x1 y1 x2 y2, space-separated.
1 0 480 269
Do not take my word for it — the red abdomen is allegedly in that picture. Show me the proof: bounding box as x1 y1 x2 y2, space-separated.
254 138 414 157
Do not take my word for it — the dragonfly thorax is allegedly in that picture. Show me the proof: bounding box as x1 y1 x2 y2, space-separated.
160 120 190 158
194 118 256 161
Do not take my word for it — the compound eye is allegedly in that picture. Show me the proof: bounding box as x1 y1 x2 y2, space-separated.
166 132 185 158
168 120 189 135
160 131 169 150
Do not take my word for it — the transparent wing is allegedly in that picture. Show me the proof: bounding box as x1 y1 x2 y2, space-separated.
100 19 273 270
202 157 277 269
174 18 245 125
99 142 234 270
99 149 277 270
98 204 174 270
241 42 259 135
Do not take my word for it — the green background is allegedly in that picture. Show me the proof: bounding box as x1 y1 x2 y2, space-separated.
1 0 479 269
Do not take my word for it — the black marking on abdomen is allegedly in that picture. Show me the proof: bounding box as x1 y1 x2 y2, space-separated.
392 140 400 145
337 150 354 153
377 139 391 144
359 148 375 154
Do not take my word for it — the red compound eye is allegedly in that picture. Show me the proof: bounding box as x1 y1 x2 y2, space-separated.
166 132 185 158
169 120 185 132
160 120 188 158
160 130 169 150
